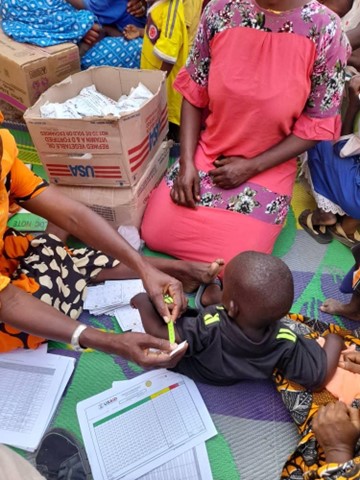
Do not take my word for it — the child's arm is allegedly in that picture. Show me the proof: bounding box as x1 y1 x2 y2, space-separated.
131 293 182 343
161 62 174 75
322 333 345 385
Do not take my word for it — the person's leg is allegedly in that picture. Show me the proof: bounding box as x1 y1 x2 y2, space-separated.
0 445 45 480
93 257 224 293
320 292 360 321
340 217 360 238
310 208 337 227
321 243 360 320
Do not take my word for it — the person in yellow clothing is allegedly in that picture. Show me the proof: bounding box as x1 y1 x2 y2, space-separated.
0 112 225 361
182 0 202 48
140 0 188 141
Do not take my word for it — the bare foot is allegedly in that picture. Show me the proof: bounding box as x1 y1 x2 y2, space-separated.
320 298 360 321
177 259 224 293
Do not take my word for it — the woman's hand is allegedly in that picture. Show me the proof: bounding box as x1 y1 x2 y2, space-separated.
127 0 146 17
209 156 257 189
115 332 187 368
312 402 360 463
171 163 200 209
141 266 187 322
339 351 360 374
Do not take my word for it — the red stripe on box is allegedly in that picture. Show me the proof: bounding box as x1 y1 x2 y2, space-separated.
130 149 150 173
128 136 148 156
129 142 149 167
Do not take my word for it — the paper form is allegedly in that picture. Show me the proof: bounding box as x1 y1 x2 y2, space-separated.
138 444 213 480
0 351 75 451
77 369 217 480
84 280 145 315
114 306 144 332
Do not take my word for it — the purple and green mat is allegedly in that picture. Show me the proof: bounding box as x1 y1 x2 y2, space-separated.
7 122 356 479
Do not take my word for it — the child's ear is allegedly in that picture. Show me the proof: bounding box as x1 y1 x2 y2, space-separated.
228 300 238 318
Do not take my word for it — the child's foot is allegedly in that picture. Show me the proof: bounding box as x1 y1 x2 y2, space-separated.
320 298 360 321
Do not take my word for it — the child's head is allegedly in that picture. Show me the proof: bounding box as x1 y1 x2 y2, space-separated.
222 251 294 331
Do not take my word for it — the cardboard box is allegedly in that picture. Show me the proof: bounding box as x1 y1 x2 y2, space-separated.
54 141 169 229
0 30 80 111
24 67 168 187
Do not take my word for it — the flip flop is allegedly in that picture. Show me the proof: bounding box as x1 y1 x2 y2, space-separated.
298 210 333 244
329 223 360 248
194 278 222 312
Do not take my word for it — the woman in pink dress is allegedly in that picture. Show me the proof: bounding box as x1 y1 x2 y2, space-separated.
141 0 350 269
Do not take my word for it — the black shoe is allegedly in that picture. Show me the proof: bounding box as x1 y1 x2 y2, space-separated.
35 428 91 480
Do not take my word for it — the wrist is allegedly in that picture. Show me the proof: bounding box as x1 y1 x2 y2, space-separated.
79 327 124 356
324 446 354 464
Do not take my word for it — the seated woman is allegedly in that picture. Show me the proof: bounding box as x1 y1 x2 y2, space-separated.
0 0 145 70
299 75 360 247
0 110 225 366
141 0 350 269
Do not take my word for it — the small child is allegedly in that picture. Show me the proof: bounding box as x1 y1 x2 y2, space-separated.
136 0 189 141
131 251 343 389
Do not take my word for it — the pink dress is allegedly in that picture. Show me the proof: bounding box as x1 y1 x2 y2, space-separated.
141 0 350 266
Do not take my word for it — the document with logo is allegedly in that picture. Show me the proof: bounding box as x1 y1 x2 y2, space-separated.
77 369 216 480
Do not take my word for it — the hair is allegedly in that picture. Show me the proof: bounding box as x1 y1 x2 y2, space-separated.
224 251 294 327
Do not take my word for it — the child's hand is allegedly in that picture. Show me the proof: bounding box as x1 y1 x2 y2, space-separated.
123 25 142 40
83 23 102 46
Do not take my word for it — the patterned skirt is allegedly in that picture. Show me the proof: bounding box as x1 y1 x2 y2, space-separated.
0 229 118 352
278 314 360 480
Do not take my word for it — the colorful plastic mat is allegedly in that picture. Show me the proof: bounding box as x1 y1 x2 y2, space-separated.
40 182 354 480
10 125 354 479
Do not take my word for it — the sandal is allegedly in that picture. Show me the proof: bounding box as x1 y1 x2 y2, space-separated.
194 278 222 312
329 223 360 248
298 210 333 244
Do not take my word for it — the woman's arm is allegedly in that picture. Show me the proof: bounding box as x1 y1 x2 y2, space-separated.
0 284 185 368
170 99 203 208
342 75 360 135
23 185 187 321
209 135 318 189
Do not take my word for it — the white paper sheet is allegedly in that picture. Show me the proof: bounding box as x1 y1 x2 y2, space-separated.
138 444 213 480
114 305 144 332
84 280 145 315
77 369 217 480
0 351 75 451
